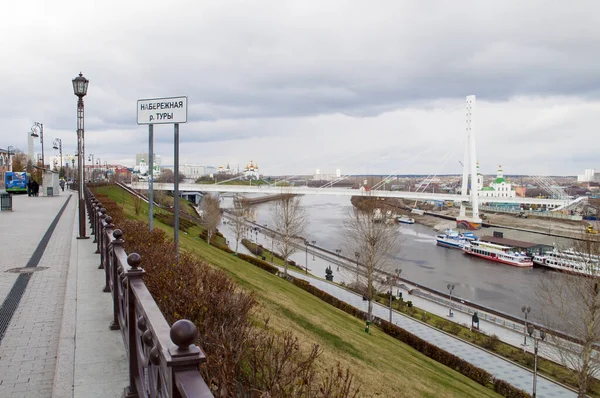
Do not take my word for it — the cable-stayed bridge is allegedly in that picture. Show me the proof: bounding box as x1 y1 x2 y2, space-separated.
128 95 581 229
128 181 573 208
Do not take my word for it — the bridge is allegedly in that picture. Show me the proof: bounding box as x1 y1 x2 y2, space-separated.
128 181 573 208
131 95 580 229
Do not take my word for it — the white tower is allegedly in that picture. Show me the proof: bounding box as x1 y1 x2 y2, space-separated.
457 95 482 230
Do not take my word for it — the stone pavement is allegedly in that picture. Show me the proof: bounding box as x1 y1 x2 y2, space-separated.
218 218 577 398
0 193 127 397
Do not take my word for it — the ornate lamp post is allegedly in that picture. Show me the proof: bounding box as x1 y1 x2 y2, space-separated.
30 122 44 168
521 305 532 346
73 72 89 239
354 251 360 282
335 248 342 271
52 138 62 177
253 227 260 254
447 284 455 317
527 324 546 398
304 240 309 274
88 153 94 182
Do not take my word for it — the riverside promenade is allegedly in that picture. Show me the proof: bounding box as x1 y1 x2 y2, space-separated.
0 193 127 397
219 220 578 398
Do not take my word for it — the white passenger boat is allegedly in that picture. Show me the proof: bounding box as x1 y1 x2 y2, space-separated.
463 240 533 267
397 215 415 224
436 229 477 250
533 249 600 277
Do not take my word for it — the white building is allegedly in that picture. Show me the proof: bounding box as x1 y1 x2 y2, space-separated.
577 169 599 182
478 164 516 199
243 160 260 180
313 168 342 181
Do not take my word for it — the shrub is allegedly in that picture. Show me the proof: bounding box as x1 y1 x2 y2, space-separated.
482 334 501 351
291 277 529 398
448 323 461 336
237 253 279 274
93 188 362 397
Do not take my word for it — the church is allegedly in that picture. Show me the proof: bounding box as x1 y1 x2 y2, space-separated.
477 164 516 199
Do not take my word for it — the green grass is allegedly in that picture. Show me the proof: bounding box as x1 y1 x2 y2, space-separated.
94 185 502 397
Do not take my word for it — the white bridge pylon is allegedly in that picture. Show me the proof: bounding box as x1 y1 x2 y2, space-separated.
128 182 571 208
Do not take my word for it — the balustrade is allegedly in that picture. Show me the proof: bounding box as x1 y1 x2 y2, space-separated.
85 187 213 397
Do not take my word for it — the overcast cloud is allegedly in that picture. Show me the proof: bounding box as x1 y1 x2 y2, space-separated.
1 0 599 176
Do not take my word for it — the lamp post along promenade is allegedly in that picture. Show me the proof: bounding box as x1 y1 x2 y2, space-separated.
73 73 89 239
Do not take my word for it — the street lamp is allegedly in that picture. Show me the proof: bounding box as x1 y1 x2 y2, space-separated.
73 72 89 239
304 240 309 275
253 227 260 254
96 158 101 182
335 248 342 271
527 324 546 398
311 240 316 260
6 146 14 171
521 306 532 346
354 251 361 282
30 122 44 168
447 284 455 317
394 268 402 297
88 154 94 182
270 232 275 263
52 138 62 177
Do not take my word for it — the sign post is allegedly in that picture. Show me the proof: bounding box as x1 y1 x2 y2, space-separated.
137 96 187 261
148 124 154 231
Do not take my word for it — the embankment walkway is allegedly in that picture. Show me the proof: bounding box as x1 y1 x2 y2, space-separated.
0 193 127 397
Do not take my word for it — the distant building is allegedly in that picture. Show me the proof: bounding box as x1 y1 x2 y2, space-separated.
217 163 232 174
313 168 341 181
0 148 13 183
243 160 260 180
478 164 516 199
577 169 599 183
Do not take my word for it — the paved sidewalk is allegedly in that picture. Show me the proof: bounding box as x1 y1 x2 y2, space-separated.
0 193 127 397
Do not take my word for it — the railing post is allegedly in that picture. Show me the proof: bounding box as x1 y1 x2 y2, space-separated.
92 200 100 242
102 216 114 293
123 253 145 398
96 208 106 256
109 229 124 329
168 320 206 396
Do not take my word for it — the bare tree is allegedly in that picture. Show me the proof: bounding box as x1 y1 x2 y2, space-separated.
536 232 600 397
270 194 307 277
200 194 222 245
157 168 186 183
343 198 398 324
229 194 248 254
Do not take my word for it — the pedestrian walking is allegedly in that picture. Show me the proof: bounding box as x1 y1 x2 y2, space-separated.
32 180 39 197
27 180 32 196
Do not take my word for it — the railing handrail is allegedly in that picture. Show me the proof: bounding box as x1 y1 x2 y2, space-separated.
85 186 213 398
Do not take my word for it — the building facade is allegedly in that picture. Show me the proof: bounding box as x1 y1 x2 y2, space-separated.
0 148 12 183
478 165 516 199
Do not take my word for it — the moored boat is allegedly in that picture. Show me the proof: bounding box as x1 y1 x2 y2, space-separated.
533 250 600 277
397 215 415 224
463 240 533 267
436 229 477 250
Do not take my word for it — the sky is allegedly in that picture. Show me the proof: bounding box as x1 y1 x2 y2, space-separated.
1 1 599 177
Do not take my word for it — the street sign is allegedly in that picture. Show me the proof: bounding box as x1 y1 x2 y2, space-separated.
137 96 187 125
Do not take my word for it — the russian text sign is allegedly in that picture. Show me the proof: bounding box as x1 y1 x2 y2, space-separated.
137 96 187 125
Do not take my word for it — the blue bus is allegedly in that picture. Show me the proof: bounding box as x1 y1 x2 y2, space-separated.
5 171 30 193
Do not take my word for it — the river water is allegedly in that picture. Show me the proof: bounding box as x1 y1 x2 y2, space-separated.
225 194 574 323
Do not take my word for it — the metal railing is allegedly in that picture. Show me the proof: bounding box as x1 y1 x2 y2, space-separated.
85 188 214 398
479 205 583 221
